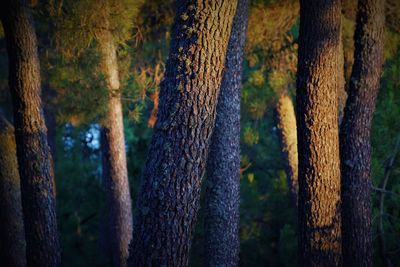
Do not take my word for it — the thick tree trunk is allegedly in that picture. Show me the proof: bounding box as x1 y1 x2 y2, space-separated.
203 0 248 266
0 115 26 267
0 1 61 266
296 0 342 266
276 93 298 208
98 29 133 267
127 1 237 266
340 0 385 266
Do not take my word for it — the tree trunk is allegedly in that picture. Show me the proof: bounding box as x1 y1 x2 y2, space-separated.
276 93 298 208
296 0 342 266
43 86 57 197
338 28 347 125
340 0 385 265
98 29 133 267
127 1 237 266
203 0 248 266
0 1 61 266
0 114 26 267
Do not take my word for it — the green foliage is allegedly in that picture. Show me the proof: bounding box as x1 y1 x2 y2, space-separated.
55 125 105 267
56 0 143 56
47 46 109 125
0 1 399 266
371 49 400 267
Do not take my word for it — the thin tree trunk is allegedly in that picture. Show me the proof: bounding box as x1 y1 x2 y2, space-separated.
296 0 342 266
276 93 298 208
98 29 133 267
0 0 61 266
0 114 26 267
340 0 385 265
127 1 237 266
203 0 248 266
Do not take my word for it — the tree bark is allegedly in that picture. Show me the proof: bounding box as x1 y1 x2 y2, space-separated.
43 86 57 197
0 1 61 266
203 0 248 266
276 93 298 208
98 29 133 267
127 1 237 266
296 0 342 266
339 0 385 266
0 114 26 267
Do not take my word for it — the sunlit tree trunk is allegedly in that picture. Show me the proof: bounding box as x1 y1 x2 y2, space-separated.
98 28 133 267
0 0 61 266
296 0 342 265
276 93 298 207
0 114 26 267
203 0 248 266
127 1 237 266
340 0 385 265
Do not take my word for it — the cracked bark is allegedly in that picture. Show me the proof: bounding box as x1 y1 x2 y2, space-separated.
203 0 248 266
127 1 237 266
340 0 385 266
0 0 61 266
296 0 342 266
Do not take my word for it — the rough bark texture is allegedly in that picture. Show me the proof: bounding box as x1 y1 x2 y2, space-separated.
98 29 133 267
339 0 385 266
296 0 342 266
43 88 57 197
0 115 26 267
127 1 237 266
338 29 347 125
276 93 298 207
0 0 61 266
203 0 248 266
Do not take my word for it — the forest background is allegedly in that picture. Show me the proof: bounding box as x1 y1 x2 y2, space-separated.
0 0 399 266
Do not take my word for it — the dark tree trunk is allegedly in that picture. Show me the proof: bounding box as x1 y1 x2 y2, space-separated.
296 0 342 266
276 93 298 208
203 0 248 266
98 29 133 267
0 114 26 267
127 1 237 266
0 1 61 266
43 86 57 197
340 0 385 266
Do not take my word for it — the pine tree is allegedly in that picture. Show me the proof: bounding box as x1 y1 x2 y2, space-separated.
203 0 249 266
296 0 342 265
0 114 26 267
0 0 61 266
98 16 132 267
340 0 385 265
56 2 142 265
128 1 237 265
276 93 298 207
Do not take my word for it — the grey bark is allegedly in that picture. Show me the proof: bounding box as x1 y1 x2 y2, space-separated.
340 0 385 266
203 0 249 266
127 1 237 266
